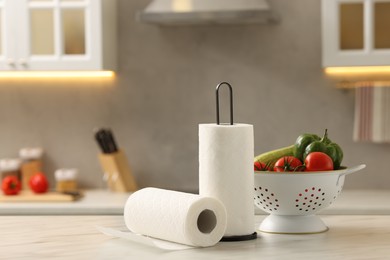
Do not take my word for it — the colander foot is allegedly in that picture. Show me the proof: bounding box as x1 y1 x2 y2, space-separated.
259 215 328 234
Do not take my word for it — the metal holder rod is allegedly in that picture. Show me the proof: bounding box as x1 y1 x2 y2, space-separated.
216 82 234 125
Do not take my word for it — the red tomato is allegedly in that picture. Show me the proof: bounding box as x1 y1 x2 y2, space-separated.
254 161 270 171
29 173 49 193
2 176 21 195
304 152 334 171
274 156 304 172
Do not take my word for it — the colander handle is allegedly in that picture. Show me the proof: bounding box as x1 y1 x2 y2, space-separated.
337 164 366 185
339 164 366 177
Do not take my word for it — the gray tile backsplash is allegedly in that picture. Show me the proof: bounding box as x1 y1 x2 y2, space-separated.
0 0 387 191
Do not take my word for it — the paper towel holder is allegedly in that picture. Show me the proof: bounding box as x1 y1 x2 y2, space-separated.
216 82 234 125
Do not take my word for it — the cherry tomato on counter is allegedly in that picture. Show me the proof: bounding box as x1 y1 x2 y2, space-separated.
29 172 49 193
2 176 21 195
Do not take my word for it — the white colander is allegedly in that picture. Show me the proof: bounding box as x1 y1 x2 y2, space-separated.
253 164 366 234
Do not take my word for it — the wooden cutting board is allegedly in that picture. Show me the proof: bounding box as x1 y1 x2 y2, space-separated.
0 190 81 202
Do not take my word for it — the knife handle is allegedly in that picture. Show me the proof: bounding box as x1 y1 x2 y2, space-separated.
94 129 109 153
102 129 117 153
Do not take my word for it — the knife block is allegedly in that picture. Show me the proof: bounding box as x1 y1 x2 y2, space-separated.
98 150 138 192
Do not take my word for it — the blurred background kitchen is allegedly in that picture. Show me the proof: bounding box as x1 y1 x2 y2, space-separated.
0 0 388 193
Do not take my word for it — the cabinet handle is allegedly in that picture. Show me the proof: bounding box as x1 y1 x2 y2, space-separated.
7 59 15 67
19 59 28 67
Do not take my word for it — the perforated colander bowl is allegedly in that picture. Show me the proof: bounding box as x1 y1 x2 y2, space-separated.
254 164 366 234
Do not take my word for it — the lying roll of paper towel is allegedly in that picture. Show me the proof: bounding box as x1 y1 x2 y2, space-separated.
199 123 255 239
123 187 227 247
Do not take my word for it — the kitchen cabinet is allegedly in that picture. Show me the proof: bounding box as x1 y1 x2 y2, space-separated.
322 0 390 67
0 0 116 71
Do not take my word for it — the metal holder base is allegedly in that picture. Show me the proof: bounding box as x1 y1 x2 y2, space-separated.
220 232 257 242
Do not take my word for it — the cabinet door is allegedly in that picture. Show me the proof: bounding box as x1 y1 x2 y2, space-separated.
0 0 18 70
322 0 390 67
18 0 102 70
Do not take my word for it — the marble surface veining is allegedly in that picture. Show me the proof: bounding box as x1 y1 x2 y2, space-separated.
1 215 390 259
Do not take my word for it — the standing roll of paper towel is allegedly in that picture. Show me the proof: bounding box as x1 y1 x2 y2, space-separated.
124 187 227 247
199 123 256 240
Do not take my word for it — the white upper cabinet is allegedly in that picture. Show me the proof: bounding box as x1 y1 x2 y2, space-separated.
0 0 116 71
322 0 390 67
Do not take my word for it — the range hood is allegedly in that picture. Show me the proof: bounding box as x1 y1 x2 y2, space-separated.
137 0 279 25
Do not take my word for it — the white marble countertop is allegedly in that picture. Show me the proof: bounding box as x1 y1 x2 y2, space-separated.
1 214 389 259
0 189 389 215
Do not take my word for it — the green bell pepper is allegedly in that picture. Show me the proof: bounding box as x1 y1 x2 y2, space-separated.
293 129 343 169
293 133 321 161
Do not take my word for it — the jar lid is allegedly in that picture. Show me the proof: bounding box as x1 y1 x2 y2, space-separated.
0 158 22 172
55 168 78 181
19 147 43 160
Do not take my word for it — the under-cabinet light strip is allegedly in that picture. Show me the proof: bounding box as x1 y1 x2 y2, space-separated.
0 71 115 78
336 81 390 88
325 66 390 74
